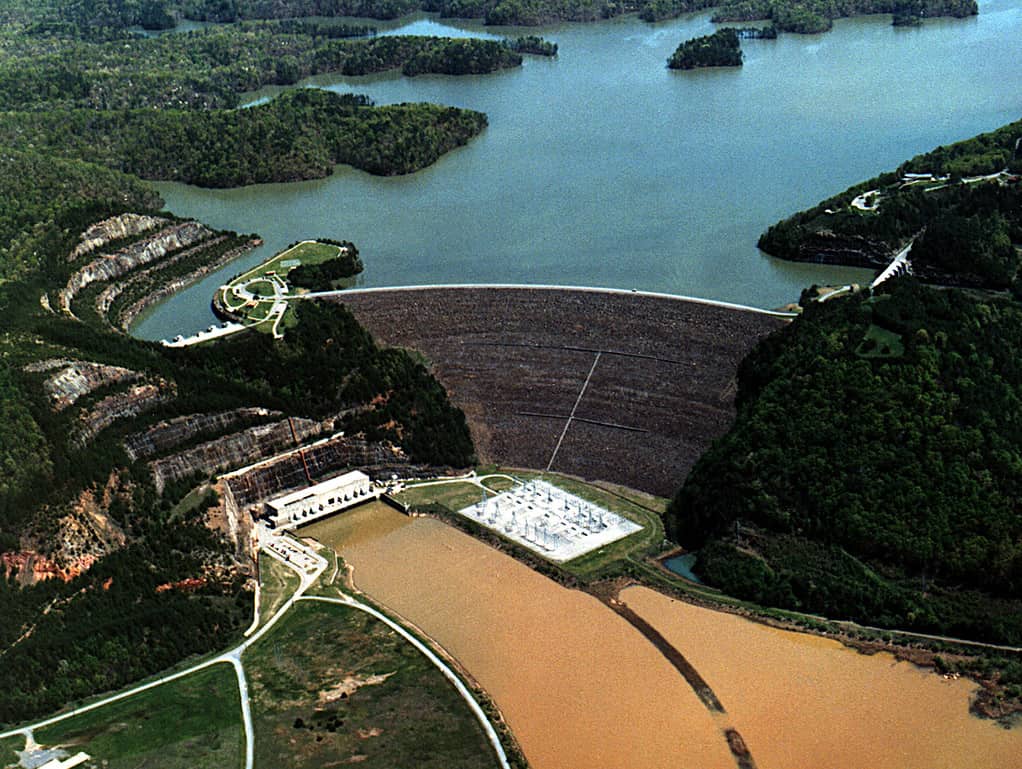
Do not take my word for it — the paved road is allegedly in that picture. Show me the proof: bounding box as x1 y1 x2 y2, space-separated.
294 283 798 317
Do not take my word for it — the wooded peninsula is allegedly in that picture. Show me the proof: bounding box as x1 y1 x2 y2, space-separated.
759 119 1022 290
1 0 979 33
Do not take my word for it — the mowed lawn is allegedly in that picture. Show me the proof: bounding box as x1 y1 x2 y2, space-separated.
243 600 498 769
0 735 21 767
397 481 485 512
34 664 243 769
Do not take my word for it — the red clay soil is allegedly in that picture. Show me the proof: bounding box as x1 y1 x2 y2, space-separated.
335 288 786 497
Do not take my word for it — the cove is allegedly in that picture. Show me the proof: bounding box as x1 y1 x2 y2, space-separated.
132 0 1022 340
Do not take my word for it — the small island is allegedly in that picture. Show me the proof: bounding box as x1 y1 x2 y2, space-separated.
506 35 559 56
668 28 743 70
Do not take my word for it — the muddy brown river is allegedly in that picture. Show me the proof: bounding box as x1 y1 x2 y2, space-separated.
302 502 1022 769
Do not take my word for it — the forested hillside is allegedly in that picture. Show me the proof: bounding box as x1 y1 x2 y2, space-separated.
0 151 162 281
0 90 488 186
0 0 979 31
669 280 1022 646
0 25 523 111
0 2 484 726
0 159 474 724
759 119 1022 290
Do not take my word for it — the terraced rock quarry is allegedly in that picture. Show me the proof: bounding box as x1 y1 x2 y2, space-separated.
59 220 214 314
337 288 787 496
148 416 329 492
123 407 282 461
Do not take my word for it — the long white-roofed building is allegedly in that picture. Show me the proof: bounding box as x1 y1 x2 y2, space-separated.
264 469 374 529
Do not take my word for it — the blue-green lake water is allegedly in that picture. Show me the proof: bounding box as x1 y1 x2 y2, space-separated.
133 0 1022 340
662 553 702 582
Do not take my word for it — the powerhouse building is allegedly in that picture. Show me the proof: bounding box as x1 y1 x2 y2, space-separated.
264 470 372 528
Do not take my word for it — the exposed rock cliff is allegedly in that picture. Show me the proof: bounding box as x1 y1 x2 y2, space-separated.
148 417 330 493
4 477 128 585
223 433 422 510
72 379 176 447
69 213 169 262
116 238 260 332
34 359 141 412
94 234 228 320
59 220 214 315
789 231 892 270
124 407 281 461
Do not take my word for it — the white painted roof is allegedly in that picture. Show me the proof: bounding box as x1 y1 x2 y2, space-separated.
267 470 369 510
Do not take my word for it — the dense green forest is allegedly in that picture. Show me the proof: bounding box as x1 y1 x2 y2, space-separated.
709 0 975 32
0 150 162 281
0 160 474 723
177 0 975 27
0 0 978 30
759 119 1022 289
669 280 1022 645
0 3 484 724
0 89 488 186
667 27 742 69
0 24 524 111
287 241 364 288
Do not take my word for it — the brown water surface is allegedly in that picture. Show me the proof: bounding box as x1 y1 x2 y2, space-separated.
621 586 1022 769
303 504 1022 769
302 503 735 769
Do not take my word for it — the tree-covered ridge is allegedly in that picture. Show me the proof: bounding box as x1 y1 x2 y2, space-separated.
0 0 976 30
669 281 1022 645
0 150 162 282
667 28 742 69
759 119 1022 289
710 0 975 32
0 89 488 186
0 222 474 724
0 25 524 111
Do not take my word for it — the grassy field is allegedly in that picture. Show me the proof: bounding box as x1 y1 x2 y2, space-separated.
857 324 905 358
479 475 516 492
258 551 301 624
216 240 343 330
33 664 243 769
397 481 485 513
243 600 498 769
234 241 341 290
0 735 21 768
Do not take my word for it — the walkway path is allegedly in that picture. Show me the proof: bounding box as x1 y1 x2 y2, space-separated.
547 351 601 472
296 282 797 317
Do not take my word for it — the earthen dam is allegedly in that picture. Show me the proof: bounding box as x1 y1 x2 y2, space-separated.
331 286 789 497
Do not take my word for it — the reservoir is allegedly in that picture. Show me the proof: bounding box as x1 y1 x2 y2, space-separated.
133 0 1022 339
